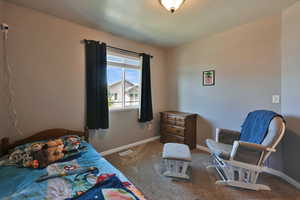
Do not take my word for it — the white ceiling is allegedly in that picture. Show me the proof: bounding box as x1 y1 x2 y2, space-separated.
5 0 299 47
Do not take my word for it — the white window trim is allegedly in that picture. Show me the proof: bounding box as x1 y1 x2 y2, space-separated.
107 52 141 112
109 107 139 112
107 61 140 70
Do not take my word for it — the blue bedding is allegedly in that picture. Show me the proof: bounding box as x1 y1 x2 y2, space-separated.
0 142 129 200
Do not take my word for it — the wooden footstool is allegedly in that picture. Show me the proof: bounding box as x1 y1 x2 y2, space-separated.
162 143 192 179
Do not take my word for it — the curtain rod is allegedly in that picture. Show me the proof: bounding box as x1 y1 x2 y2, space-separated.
82 39 153 58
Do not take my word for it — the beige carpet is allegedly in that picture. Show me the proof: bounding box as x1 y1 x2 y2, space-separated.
105 140 300 200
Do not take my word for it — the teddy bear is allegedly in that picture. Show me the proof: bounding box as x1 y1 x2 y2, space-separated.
45 138 65 164
30 145 49 168
26 139 65 168
6 137 83 169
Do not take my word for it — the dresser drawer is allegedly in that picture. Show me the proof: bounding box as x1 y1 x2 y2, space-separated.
162 119 185 127
162 124 185 137
162 116 185 127
174 120 185 127
161 133 184 144
162 118 176 125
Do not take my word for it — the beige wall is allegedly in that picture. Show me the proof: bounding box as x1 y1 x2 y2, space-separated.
2 2 168 152
281 1 300 182
167 15 282 145
282 1 300 135
0 0 12 139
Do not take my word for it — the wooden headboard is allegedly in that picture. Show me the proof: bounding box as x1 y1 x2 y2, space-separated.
0 128 89 156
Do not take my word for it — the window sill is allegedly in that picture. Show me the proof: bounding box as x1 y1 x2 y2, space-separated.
109 107 139 113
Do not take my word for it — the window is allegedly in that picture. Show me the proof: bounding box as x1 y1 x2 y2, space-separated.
107 53 141 110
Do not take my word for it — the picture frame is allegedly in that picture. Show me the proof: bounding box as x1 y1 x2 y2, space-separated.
203 70 215 86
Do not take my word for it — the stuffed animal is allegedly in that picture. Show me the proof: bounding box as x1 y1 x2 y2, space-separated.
30 142 44 152
64 136 81 152
46 139 65 163
4 136 83 169
22 139 65 168
30 145 49 168
47 138 64 149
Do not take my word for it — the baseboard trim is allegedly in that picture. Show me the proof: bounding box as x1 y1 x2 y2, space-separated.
262 167 300 190
197 145 210 153
100 136 160 156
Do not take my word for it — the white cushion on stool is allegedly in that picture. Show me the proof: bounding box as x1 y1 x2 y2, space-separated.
162 143 191 162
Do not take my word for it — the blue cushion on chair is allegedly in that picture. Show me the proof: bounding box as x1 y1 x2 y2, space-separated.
240 110 283 144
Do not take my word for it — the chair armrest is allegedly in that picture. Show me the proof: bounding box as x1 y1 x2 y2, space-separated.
216 128 240 144
230 141 275 165
235 141 276 152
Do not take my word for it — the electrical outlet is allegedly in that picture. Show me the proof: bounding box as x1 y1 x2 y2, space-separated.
272 95 280 104
147 123 153 130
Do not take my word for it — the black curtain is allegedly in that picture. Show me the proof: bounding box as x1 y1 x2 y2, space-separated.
139 54 153 122
85 40 109 129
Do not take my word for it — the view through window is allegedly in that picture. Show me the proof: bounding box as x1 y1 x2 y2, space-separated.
107 54 141 110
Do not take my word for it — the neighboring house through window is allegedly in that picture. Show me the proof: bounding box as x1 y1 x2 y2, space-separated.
107 53 141 110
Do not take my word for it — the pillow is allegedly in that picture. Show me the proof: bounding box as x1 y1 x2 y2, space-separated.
61 135 83 152
4 135 85 169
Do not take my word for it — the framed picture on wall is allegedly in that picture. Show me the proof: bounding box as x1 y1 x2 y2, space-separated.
203 70 215 86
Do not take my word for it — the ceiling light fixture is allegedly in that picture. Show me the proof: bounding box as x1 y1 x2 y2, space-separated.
160 0 185 13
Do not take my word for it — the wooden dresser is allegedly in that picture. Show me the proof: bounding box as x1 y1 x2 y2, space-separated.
160 111 197 149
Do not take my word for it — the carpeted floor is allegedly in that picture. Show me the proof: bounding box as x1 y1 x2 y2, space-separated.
105 140 300 200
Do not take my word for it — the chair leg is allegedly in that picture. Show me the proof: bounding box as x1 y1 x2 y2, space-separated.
208 154 272 191
163 160 190 179
206 164 216 169
216 180 271 191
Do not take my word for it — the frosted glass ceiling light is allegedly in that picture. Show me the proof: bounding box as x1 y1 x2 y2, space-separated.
160 0 185 13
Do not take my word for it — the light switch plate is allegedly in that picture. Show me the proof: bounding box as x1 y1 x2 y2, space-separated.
272 95 280 104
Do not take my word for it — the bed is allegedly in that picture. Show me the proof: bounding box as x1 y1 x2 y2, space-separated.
0 129 146 200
